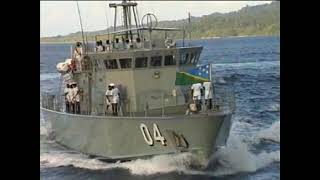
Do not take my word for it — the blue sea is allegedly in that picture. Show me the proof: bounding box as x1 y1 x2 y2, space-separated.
40 36 280 180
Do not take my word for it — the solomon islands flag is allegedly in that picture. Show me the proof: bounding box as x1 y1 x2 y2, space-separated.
175 64 211 85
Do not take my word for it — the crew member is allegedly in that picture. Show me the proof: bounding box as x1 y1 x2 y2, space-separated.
135 37 143 49
105 84 113 115
105 40 112 51
73 42 83 71
114 38 120 50
71 82 80 114
191 82 203 111
64 83 71 113
125 39 132 49
203 81 213 110
95 41 104 52
110 83 120 116
67 83 74 113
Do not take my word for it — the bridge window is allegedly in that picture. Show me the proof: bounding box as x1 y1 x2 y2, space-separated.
194 53 200 64
135 57 148 68
150 56 162 67
104 59 118 69
190 53 196 64
164 55 176 66
180 53 189 65
119 58 132 69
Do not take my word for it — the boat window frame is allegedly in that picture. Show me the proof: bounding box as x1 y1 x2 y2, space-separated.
190 52 196 64
119 58 133 69
179 53 189 65
104 59 119 70
150 55 163 68
164 55 176 66
135 56 149 69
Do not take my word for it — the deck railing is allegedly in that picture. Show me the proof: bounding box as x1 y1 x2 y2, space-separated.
40 86 236 117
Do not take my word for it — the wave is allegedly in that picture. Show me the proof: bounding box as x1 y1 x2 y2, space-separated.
266 103 280 112
253 121 280 143
40 151 204 175
205 134 279 176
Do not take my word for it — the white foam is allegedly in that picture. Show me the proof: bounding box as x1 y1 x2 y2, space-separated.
40 152 109 170
267 103 280 112
40 152 204 175
120 153 205 175
254 121 280 143
208 135 280 176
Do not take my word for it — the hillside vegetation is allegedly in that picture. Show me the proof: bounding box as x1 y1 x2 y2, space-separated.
40 1 279 43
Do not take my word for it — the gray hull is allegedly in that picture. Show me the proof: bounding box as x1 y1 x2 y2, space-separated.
41 108 231 161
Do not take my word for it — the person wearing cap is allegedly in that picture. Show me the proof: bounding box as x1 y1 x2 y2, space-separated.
110 83 120 116
64 83 71 113
66 83 74 113
105 84 113 115
71 82 81 114
73 42 83 71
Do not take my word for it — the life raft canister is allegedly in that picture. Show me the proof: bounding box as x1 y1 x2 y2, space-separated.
56 62 69 73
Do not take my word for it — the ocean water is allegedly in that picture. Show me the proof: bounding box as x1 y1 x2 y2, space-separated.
40 36 280 180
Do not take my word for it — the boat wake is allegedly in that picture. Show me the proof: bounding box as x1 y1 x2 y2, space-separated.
40 121 280 177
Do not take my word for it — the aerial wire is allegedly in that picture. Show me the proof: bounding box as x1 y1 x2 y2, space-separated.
76 1 86 53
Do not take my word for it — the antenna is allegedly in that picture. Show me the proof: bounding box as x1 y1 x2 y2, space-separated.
76 1 86 53
105 1 110 40
188 12 191 46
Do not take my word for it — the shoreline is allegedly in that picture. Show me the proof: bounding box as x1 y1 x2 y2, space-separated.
40 34 279 44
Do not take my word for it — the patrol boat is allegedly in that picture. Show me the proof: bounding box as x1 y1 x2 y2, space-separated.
40 0 234 164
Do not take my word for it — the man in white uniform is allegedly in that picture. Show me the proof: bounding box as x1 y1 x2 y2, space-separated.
191 82 203 111
73 42 83 71
110 84 120 116
64 83 71 113
71 82 80 114
135 37 143 49
66 83 74 113
203 81 214 110
105 84 113 115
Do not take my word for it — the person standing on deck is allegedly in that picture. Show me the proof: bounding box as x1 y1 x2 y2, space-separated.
67 83 74 113
114 38 120 50
191 82 203 111
95 41 105 52
64 83 71 113
203 81 213 110
105 40 112 51
105 84 113 115
135 37 143 49
110 83 120 116
71 82 81 114
73 42 83 71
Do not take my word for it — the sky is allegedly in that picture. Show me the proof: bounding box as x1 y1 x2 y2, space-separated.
40 1 272 37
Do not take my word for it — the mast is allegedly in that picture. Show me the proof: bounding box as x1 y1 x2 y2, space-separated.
76 1 86 53
109 0 140 40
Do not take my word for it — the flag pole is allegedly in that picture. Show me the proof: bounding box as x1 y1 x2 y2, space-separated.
209 63 212 82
